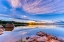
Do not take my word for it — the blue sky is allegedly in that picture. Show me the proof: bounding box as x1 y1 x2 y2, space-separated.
0 0 64 21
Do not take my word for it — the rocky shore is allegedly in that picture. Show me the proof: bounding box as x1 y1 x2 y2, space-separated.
22 31 64 42
0 25 5 35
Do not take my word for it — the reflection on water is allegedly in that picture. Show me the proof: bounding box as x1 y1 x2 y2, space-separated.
0 25 64 42
14 25 64 39
15 25 59 29
57 25 64 28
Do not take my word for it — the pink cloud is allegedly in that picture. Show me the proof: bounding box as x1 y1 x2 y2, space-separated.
8 0 21 8
8 0 64 14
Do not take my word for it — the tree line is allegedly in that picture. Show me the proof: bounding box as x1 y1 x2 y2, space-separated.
0 20 29 27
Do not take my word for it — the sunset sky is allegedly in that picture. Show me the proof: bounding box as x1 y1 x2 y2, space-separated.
0 0 64 21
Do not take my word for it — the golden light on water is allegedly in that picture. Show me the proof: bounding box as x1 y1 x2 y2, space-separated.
15 25 59 29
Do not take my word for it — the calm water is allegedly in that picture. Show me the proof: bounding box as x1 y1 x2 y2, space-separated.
0 25 64 42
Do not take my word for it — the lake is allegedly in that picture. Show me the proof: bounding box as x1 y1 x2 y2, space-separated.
0 25 64 42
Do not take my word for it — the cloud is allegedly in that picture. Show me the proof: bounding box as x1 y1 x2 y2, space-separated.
21 15 27 19
8 0 21 8
0 14 9 17
8 0 64 14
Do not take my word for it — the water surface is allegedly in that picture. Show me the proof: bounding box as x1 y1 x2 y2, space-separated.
0 25 64 42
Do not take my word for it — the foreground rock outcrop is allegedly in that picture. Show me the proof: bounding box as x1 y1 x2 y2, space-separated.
22 31 64 42
0 25 5 35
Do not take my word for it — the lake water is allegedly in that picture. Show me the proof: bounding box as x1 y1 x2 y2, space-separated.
0 25 64 42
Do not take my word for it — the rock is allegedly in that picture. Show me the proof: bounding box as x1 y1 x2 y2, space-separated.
5 23 14 31
22 31 64 42
0 25 5 35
